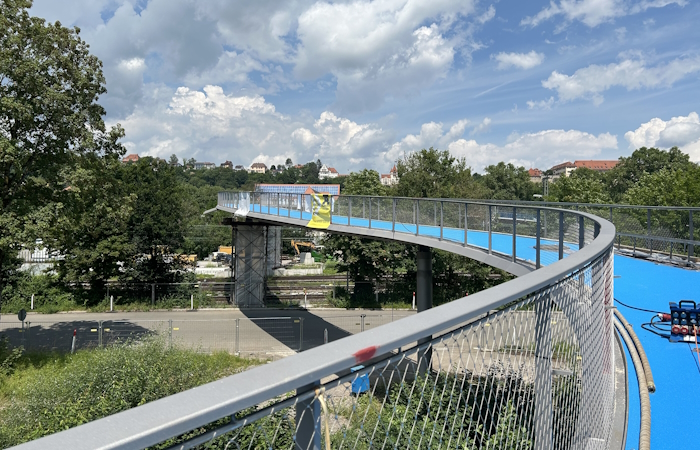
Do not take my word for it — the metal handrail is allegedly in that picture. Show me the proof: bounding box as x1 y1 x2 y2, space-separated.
14 195 616 450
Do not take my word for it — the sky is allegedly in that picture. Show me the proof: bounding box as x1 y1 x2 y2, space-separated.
29 0 700 173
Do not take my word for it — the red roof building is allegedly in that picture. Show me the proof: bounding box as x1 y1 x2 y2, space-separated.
122 154 140 163
573 160 618 172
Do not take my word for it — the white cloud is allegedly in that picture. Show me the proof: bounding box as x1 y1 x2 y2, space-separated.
624 112 700 161
447 129 618 171
542 55 700 104
294 0 476 111
477 5 496 24
521 0 686 28
381 119 616 171
527 97 555 110
471 118 492 135
114 85 393 170
492 51 545 70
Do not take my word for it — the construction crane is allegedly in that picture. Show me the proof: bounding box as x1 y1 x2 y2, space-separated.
291 240 316 255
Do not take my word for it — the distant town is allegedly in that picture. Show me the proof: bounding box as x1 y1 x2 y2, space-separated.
121 153 617 185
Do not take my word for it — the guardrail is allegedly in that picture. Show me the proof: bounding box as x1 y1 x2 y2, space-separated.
14 193 616 450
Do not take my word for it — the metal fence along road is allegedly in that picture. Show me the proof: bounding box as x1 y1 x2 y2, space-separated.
14 193 617 450
0 313 416 358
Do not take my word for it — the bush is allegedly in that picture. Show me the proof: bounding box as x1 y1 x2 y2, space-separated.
0 338 259 447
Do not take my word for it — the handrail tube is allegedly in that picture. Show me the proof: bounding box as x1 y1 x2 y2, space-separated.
14 198 615 450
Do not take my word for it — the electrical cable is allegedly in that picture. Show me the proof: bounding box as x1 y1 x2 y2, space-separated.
640 322 670 339
614 297 665 315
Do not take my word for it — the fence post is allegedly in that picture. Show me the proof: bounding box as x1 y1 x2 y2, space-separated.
168 319 172 349
299 317 304 351
99 320 103 348
534 292 554 450
689 210 694 265
578 216 585 249
235 318 240 354
512 206 517 262
609 206 613 223
348 197 352 225
392 198 396 233
295 381 322 450
536 209 541 269
558 211 564 260
488 205 492 254
360 314 366 332
151 283 156 307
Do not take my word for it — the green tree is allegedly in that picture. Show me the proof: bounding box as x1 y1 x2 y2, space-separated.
121 157 188 282
344 169 386 196
481 162 535 201
623 166 700 207
49 152 135 296
396 148 488 199
0 0 121 307
548 168 611 203
604 146 692 202
168 154 179 165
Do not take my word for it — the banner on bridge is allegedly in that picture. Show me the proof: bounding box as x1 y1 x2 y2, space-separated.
307 194 331 229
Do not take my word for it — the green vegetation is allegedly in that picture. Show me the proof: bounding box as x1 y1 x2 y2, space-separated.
0 337 260 447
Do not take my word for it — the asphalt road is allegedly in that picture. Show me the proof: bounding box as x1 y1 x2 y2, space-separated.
0 308 416 358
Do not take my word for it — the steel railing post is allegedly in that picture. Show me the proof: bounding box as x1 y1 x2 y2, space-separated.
151 283 155 307
362 198 365 219
295 382 322 450
392 199 396 232
416 200 420 236
329 196 333 224
689 210 694 265
512 206 517 262
536 209 541 269
578 216 585 249
434 202 437 226
361 314 366 332
277 193 280 216
440 201 444 241
488 205 492 254
348 197 352 225
288 194 291 218
463 203 468 247
369 197 372 229
647 208 652 251
558 211 564 260
609 206 613 223
534 292 553 450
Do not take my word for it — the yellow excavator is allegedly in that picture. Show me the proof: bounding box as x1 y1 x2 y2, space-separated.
291 240 316 255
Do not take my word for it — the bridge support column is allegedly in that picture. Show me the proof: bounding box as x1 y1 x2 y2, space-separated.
416 245 433 376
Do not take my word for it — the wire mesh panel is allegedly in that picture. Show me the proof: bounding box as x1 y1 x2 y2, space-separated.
235 226 268 307
163 248 615 450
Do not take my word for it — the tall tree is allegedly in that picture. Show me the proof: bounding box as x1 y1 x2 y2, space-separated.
605 146 692 202
548 168 611 204
396 148 488 199
121 157 187 282
344 169 386 196
0 0 121 307
481 162 535 201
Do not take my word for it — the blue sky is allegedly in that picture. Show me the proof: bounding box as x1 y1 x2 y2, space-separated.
29 0 700 173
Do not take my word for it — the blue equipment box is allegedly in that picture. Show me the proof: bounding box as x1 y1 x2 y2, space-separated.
350 365 369 394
